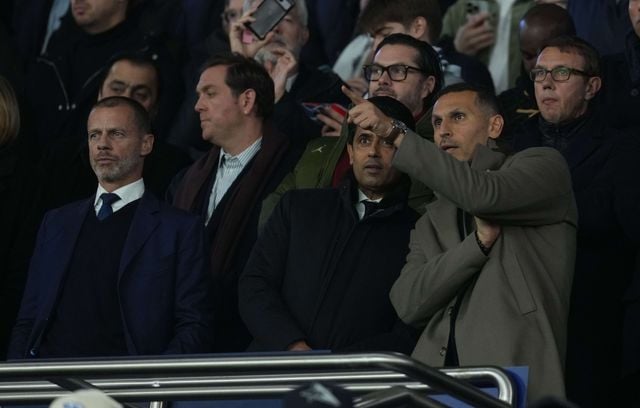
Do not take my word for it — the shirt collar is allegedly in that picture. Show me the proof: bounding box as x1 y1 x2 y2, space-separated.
218 137 263 168
94 178 145 213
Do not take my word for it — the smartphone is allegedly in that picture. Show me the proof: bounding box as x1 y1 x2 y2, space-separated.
245 0 295 41
302 103 348 123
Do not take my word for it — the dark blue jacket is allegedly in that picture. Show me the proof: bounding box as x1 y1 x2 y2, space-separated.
8 191 214 358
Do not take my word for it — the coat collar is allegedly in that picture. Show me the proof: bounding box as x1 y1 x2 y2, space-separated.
118 192 160 280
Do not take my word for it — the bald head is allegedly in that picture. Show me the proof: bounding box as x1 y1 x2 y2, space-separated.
519 4 575 73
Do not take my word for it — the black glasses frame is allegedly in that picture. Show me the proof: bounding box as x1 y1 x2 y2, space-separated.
363 64 427 81
529 66 591 82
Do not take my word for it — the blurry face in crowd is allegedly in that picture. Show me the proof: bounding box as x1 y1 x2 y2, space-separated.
630 0 640 38
254 4 309 64
432 91 502 162
99 60 159 115
347 126 401 200
88 105 153 190
534 47 600 124
195 65 247 148
222 0 244 35
519 21 548 73
369 44 434 117
71 0 128 34
370 22 411 51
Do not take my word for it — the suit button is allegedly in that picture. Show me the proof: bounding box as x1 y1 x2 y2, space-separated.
631 89 639 97
447 307 453 316
29 348 37 356
439 346 447 356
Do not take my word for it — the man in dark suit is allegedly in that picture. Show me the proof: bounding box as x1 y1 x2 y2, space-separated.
169 53 298 352
239 96 419 353
8 96 213 359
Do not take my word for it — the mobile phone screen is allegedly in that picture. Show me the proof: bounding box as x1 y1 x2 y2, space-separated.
246 0 294 40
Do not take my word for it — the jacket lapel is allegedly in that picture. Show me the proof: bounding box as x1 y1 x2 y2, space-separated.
118 193 159 280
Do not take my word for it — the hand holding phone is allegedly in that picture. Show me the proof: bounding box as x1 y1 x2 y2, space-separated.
245 0 295 41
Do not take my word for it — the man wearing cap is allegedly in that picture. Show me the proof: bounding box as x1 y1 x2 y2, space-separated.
8 96 213 359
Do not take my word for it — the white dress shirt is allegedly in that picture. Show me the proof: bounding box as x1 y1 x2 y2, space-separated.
94 179 145 216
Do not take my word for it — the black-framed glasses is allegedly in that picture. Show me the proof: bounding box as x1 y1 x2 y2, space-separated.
363 64 427 81
529 66 591 82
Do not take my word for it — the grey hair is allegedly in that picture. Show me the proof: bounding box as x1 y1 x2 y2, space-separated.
243 0 308 27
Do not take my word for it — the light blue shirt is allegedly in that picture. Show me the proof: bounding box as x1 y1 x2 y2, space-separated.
206 138 262 224
94 179 145 215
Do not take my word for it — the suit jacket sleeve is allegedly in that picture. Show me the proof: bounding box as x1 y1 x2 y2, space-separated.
393 130 575 226
7 211 53 359
163 214 215 354
239 192 307 350
390 215 489 327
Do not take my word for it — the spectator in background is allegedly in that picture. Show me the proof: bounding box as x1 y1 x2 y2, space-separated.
0 76 43 360
229 0 348 151
439 0 534 92
41 52 191 212
240 96 419 354
8 97 213 359
498 3 575 144
169 53 299 352
511 36 640 407
359 0 494 91
260 34 444 225
24 0 178 147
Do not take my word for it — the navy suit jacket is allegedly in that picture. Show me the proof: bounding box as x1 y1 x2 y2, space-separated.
8 191 214 358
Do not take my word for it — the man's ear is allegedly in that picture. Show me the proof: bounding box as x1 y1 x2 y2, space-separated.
141 133 154 157
584 76 601 101
346 142 355 165
421 76 436 100
409 16 430 42
487 114 504 140
240 89 257 115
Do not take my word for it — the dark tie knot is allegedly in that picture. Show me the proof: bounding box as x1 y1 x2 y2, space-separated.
98 193 121 221
362 200 382 218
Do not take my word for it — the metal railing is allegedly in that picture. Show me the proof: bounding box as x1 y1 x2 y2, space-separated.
0 352 515 407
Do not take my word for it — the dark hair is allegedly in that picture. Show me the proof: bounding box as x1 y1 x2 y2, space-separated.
92 96 152 134
99 50 161 97
347 96 416 144
542 35 600 76
201 53 275 119
436 82 501 116
359 0 443 41
375 33 444 109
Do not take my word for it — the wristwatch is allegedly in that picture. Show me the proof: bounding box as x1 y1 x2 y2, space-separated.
386 119 408 143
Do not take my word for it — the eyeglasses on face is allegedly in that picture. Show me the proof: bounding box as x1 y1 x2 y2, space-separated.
529 66 590 82
363 64 427 81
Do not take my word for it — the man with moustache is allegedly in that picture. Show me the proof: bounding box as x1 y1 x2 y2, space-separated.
8 96 213 359
512 35 640 407
343 82 576 402
260 34 443 224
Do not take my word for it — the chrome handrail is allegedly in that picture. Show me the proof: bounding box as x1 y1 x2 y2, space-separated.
0 352 515 407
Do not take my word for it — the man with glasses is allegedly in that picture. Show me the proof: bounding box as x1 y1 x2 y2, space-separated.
259 34 443 225
512 35 640 407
